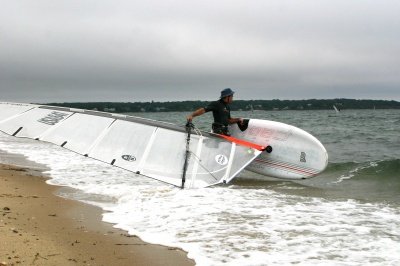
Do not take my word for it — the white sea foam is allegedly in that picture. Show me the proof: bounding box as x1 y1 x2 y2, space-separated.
1 133 400 266
335 161 380 183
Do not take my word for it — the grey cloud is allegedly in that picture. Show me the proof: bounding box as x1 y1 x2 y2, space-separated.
1 0 399 103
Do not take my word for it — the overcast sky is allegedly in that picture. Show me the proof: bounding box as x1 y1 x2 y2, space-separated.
1 0 399 103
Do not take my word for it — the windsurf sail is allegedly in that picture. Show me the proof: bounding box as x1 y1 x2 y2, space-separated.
0 102 264 188
333 105 340 113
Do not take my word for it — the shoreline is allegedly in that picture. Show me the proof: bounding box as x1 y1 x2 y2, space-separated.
0 163 195 266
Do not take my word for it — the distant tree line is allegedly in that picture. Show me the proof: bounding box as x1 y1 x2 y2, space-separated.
44 99 400 113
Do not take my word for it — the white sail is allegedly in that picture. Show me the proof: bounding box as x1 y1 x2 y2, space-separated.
0 102 263 188
333 105 340 113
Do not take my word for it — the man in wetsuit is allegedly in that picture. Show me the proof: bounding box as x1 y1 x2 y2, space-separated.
186 88 243 135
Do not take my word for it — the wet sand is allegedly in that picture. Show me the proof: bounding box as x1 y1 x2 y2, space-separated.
0 164 194 266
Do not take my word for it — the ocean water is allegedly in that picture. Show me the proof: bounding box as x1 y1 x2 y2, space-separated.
0 109 399 265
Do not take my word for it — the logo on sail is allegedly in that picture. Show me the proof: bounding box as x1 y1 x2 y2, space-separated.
38 111 69 125
121 155 136 162
300 152 306 163
215 154 228 165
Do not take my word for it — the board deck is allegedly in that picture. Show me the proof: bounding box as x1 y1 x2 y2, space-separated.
230 119 328 180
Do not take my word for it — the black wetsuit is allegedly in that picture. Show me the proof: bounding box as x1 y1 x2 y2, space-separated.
204 99 231 135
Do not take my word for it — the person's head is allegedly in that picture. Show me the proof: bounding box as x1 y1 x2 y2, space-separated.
220 88 235 103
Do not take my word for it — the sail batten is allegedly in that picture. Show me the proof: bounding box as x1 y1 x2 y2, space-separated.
223 143 236 183
36 111 74 140
136 127 159 174
189 137 204 188
84 119 118 157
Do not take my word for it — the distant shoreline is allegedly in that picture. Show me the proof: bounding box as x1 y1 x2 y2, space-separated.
43 99 400 113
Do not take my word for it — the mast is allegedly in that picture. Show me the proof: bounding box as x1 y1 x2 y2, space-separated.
181 122 193 189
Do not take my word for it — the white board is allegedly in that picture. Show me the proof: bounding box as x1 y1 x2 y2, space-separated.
230 119 328 180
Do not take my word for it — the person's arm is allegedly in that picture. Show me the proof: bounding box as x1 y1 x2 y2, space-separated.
187 108 206 122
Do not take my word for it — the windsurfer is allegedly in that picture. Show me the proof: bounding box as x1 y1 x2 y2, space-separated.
186 88 243 136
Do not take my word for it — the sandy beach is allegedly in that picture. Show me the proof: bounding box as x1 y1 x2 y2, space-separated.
0 163 194 266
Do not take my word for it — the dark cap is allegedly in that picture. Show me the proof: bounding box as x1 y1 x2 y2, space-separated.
220 88 235 98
